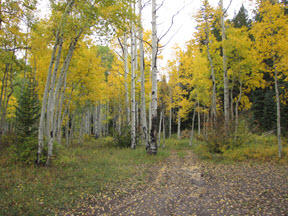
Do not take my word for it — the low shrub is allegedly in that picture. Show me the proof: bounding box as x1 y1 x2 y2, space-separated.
113 126 132 148
8 136 42 164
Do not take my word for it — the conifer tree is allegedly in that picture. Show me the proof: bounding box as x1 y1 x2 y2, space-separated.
15 75 40 141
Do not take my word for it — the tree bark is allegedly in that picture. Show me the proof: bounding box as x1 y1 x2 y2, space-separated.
158 111 163 147
130 6 136 149
124 33 130 124
169 106 172 138
177 113 181 139
37 35 60 164
220 0 229 130
198 101 201 136
204 1 217 123
235 81 242 137
138 0 148 149
274 65 282 158
189 108 196 146
147 0 158 154
162 113 166 148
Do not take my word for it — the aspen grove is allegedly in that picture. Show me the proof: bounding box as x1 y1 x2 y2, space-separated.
0 0 288 215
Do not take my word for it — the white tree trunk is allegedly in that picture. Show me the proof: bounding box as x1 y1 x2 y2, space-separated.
177 113 181 139
46 31 82 166
198 101 201 136
203 1 217 123
274 67 282 158
158 111 163 147
130 6 136 149
138 0 148 149
162 113 166 148
169 107 172 138
124 34 130 124
220 0 229 129
189 108 196 146
147 0 158 154
37 36 60 164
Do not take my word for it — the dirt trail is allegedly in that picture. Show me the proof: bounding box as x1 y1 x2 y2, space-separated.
64 150 288 216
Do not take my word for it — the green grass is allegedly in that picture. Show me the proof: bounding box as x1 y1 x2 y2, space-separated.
0 137 169 216
193 134 288 164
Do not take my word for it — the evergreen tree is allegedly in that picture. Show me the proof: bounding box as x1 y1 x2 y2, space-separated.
15 75 40 141
232 5 251 28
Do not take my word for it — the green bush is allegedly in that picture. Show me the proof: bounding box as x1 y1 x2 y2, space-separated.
9 136 45 164
204 119 253 153
113 126 132 148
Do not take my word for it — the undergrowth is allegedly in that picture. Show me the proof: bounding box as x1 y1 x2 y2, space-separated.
0 137 169 216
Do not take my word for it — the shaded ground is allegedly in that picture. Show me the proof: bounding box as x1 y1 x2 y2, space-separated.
64 150 288 216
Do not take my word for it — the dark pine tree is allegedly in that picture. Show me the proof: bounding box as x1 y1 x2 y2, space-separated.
232 4 251 28
15 75 40 141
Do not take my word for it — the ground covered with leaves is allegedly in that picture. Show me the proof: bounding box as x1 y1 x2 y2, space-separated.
1 138 287 215
64 148 288 216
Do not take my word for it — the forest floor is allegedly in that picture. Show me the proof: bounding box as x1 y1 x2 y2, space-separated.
64 148 288 216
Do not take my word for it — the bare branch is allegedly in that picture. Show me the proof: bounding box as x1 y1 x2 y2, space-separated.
134 34 153 49
223 0 233 15
156 0 165 12
0 47 31 52
142 0 151 9
158 5 185 42
117 37 125 55
158 24 183 49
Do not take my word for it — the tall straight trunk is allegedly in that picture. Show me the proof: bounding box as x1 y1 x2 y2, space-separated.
220 0 229 129
138 0 148 148
130 10 136 149
56 73 68 144
169 107 172 138
198 101 201 136
148 100 152 143
162 114 166 148
65 108 70 146
230 88 234 121
46 37 63 141
124 34 130 124
177 113 181 139
204 3 216 123
96 103 102 138
158 111 163 147
147 0 158 154
37 0 75 164
189 108 196 146
235 81 242 136
0 64 8 133
37 35 60 164
274 66 282 158
46 30 82 166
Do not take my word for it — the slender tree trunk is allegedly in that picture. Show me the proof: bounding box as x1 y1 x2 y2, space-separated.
148 100 152 142
162 113 166 148
235 81 242 137
46 30 82 166
198 101 201 136
274 66 282 158
124 34 130 124
220 0 229 130
169 106 172 138
177 113 181 139
130 9 136 149
138 0 148 149
158 111 163 147
37 36 60 164
189 108 196 146
147 0 158 154
230 88 234 121
204 4 216 123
